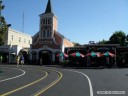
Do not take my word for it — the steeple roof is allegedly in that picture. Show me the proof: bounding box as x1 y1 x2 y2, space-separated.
45 0 53 14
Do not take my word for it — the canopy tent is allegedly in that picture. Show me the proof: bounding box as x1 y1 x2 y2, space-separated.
102 51 115 57
86 51 101 57
57 52 68 57
69 51 84 57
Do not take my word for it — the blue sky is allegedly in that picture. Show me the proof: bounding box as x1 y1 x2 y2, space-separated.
2 0 128 44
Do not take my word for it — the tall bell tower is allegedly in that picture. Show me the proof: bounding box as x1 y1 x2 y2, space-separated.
39 0 58 39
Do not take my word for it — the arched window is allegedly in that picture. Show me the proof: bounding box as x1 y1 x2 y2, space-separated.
43 30 46 38
48 19 51 25
43 19 45 25
47 30 51 38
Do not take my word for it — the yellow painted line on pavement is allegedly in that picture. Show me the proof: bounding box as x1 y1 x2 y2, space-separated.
0 70 48 96
34 69 63 96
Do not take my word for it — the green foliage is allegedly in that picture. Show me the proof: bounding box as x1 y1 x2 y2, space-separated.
0 16 8 46
73 42 81 46
0 34 4 45
98 31 128 46
98 39 109 44
0 1 8 46
126 35 128 42
0 16 8 32
109 31 126 46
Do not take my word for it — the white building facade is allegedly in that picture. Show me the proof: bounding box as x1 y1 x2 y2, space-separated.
0 28 32 63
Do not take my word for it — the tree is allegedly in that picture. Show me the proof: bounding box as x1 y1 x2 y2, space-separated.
109 31 126 46
73 42 81 46
98 39 109 44
126 35 128 42
0 16 8 45
0 0 10 45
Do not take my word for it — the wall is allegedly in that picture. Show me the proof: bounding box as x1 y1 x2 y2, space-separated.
4 28 32 48
63 38 74 47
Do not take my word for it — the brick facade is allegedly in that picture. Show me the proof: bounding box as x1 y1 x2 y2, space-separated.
30 0 74 65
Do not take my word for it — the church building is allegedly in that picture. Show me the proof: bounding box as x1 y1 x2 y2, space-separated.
30 0 74 65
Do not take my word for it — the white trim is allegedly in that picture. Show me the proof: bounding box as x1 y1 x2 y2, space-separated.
0 68 25 83
32 33 40 45
9 28 32 37
30 46 61 61
63 69 93 96
32 36 61 46
52 37 62 45
31 45 61 53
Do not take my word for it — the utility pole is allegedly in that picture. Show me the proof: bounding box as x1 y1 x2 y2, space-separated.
22 12 24 33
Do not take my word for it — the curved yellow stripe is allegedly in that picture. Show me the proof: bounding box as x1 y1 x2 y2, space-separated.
0 70 48 96
34 69 63 96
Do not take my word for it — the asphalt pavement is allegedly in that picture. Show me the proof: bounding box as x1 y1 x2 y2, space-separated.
0 65 127 96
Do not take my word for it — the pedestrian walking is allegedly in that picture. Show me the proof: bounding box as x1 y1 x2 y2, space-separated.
16 56 20 67
6 55 9 63
122 58 125 64
0 55 3 63
106 57 110 68
20 55 24 66
122 58 125 67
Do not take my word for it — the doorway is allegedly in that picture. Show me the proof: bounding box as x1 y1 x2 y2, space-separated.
0 53 9 63
39 50 52 65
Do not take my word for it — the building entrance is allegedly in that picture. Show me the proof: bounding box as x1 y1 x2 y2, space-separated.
0 53 9 63
19 49 29 64
39 50 52 65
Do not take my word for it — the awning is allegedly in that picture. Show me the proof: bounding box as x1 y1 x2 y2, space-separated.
70 51 84 57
